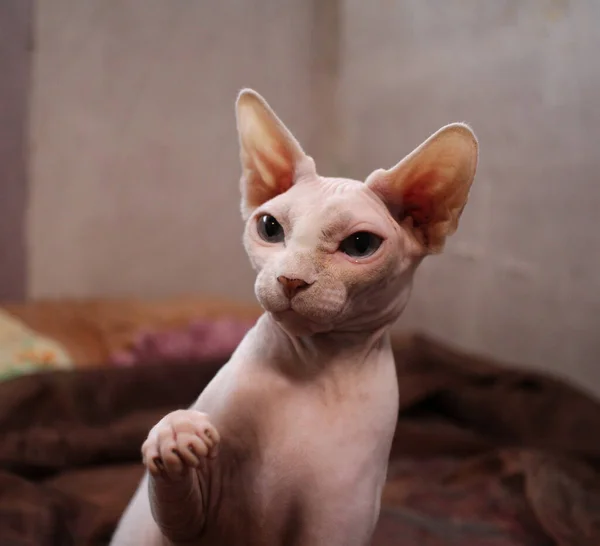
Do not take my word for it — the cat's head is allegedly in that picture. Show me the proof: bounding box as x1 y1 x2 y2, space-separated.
236 89 478 336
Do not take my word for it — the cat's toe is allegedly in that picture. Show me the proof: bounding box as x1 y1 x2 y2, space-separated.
176 433 209 465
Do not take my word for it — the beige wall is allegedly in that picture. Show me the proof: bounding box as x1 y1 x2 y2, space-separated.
29 0 316 302
28 1 600 392
340 0 600 389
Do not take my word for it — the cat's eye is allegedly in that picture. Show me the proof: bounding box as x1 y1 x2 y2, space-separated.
257 214 285 243
339 231 382 258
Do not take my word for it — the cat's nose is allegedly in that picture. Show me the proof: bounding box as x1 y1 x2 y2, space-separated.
277 276 310 299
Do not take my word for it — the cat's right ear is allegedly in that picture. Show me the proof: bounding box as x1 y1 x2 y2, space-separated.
365 123 478 254
236 89 312 220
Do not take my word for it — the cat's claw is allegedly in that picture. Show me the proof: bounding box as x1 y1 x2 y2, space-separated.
142 409 220 480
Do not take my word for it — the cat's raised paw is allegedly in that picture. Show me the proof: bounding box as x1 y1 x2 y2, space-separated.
142 409 220 480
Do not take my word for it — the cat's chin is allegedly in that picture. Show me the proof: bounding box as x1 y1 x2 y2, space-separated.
270 309 333 337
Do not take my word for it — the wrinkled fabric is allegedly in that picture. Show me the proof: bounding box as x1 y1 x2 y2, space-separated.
0 334 599 545
110 318 254 366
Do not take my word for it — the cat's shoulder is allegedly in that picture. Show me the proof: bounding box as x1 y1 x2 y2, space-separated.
193 353 289 413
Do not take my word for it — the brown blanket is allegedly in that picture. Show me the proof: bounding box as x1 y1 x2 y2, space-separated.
1 333 599 545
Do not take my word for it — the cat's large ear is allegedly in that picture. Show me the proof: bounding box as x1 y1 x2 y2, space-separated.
365 123 478 254
236 89 312 219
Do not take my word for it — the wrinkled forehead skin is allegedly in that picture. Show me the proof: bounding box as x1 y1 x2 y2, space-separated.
257 176 404 247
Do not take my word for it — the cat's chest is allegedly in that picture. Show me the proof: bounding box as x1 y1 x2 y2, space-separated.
245 377 395 543
258 399 389 497
203 353 398 544
255 368 396 504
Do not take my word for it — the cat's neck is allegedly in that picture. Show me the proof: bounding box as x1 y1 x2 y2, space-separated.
245 312 392 379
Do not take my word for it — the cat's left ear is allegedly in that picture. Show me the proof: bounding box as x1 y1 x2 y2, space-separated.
236 89 313 219
366 123 478 254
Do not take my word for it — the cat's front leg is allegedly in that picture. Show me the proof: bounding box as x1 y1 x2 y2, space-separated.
142 409 220 544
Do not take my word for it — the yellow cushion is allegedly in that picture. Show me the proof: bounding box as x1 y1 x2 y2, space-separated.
0 309 73 380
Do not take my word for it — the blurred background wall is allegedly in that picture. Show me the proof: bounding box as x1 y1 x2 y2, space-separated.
27 0 320 301
0 0 31 301
337 0 600 388
5 0 599 388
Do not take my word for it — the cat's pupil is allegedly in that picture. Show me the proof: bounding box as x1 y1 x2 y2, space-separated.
263 216 279 237
257 214 284 243
353 233 371 254
339 231 382 258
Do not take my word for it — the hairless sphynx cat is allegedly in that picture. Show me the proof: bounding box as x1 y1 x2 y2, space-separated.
110 89 478 546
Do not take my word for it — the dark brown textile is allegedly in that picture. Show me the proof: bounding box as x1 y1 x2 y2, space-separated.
0 334 599 545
